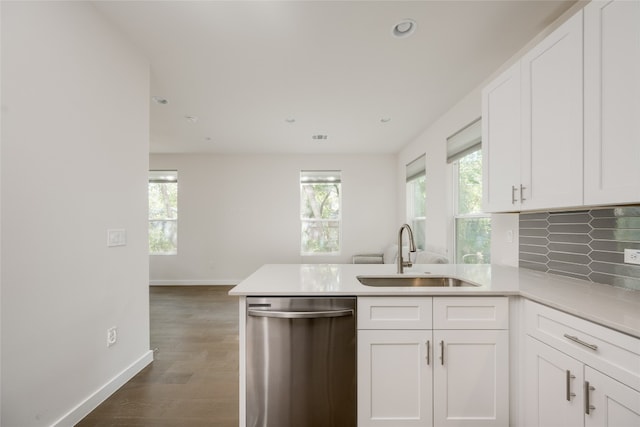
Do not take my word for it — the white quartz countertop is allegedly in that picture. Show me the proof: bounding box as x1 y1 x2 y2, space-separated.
229 263 640 339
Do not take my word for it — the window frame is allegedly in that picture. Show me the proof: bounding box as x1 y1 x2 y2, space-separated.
452 150 491 264
148 170 178 256
300 170 342 256
406 154 426 251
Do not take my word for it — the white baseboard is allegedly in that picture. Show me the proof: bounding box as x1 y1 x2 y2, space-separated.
53 350 154 427
149 279 241 286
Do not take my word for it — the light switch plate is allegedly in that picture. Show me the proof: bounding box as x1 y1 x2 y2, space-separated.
107 229 126 247
624 249 640 265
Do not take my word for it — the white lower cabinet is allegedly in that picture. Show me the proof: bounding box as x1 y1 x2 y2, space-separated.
358 329 433 427
524 336 640 427
357 297 509 427
524 335 584 427
585 366 640 427
523 300 640 427
433 330 509 427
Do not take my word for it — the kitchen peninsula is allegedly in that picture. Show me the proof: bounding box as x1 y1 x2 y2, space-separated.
230 263 640 427
230 263 640 336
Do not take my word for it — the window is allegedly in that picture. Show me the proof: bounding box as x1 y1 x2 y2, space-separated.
300 170 341 255
406 154 426 250
448 118 490 264
149 170 178 255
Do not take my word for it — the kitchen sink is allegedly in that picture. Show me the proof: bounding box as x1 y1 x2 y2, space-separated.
356 275 478 287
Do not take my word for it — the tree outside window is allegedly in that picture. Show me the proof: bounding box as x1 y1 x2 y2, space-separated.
149 170 178 255
300 171 341 255
454 150 491 263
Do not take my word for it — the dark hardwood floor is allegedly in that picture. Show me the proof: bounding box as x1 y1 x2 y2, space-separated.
78 286 239 426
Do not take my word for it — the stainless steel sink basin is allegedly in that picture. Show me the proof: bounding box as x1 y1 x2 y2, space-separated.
357 275 477 287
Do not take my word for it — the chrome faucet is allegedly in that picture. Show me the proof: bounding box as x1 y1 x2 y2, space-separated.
397 224 417 274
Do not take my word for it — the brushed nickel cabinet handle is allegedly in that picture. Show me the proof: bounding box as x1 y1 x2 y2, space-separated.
426 340 430 365
520 184 527 202
585 381 596 414
564 333 598 351
440 340 444 366
566 370 576 401
512 185 518 204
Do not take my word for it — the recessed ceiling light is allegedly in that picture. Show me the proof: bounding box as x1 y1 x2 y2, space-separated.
285 118 296 124
312 134 328 140
381 117 391 123
204 137 213 142
185 115 198 123
151 96 168 105
392 19 417 38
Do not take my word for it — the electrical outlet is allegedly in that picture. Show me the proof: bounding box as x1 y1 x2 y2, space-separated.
107 327 118 347
624 249 640 265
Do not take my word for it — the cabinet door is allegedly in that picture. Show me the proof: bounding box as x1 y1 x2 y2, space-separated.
358 330 433 427
521 11 583 210
584 0 640 205
433 330 509 427
585 366 640 427
524 335 584 427
482 61 521 212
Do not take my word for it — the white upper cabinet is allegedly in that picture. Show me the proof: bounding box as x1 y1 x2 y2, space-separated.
520 10 584 210
584 0 640 205
484 0 640 212
482 11 584 212
482 62 522 212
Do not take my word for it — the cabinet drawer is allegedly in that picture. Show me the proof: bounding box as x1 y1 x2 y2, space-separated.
524 299 640 392
433 297 509 330
358 297 432 330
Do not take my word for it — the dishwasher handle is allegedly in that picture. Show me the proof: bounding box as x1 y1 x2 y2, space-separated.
248 308 354 319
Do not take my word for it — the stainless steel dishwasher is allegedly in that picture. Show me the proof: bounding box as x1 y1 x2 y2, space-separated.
246 296 356 427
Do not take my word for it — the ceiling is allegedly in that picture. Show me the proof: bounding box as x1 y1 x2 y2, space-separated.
94 0 576 155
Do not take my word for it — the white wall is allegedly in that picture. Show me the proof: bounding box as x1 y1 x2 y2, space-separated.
149 153 397 284
1 2 151 425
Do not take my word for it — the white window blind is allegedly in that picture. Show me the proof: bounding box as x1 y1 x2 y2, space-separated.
446 118 481 163
406 154 426 182
300 170 341 184
149 170 178 183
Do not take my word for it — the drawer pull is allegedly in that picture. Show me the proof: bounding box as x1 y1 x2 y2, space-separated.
566 370 576 401
563 334 598 351
584 381 596 414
